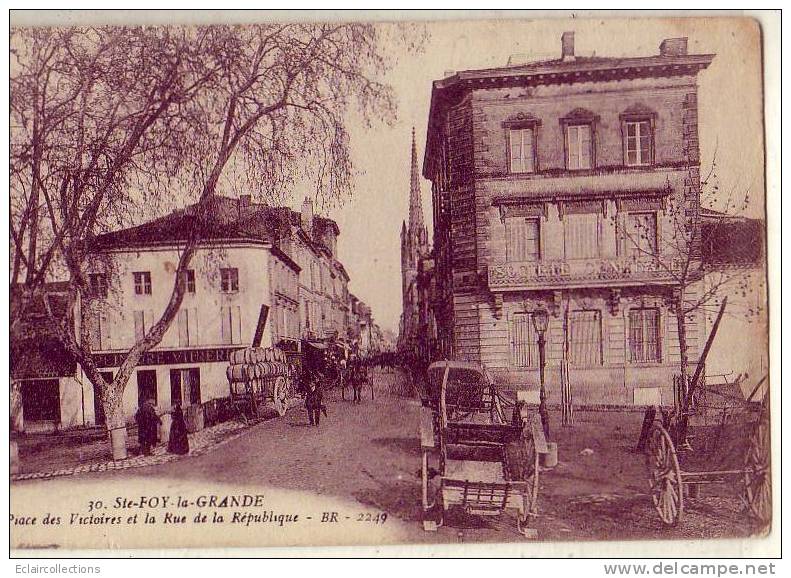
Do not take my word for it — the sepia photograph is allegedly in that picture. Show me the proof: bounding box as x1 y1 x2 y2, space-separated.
7 9 777 557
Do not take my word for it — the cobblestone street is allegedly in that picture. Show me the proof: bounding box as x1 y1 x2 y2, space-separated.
11 368 763 551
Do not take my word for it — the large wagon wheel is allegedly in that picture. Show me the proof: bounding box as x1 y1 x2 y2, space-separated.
743 415 771 526
272 376 288 417
645 423 684 527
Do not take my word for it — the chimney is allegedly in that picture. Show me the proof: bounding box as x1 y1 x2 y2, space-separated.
659 37 688 57
301 197 314 235
561 31 575 62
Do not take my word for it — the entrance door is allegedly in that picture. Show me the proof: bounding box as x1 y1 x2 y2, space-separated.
137 370 158 407
21 379 60 423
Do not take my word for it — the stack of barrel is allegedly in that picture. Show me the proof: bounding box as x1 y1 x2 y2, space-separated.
226 347 297 418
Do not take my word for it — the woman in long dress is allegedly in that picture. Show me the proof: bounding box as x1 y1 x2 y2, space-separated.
168 403 190 455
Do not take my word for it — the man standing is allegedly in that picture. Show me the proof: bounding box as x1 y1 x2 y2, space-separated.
135 399 161 456
304 374 324 426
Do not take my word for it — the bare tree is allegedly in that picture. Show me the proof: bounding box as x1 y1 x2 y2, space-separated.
10 23 422 457
618 154 763 434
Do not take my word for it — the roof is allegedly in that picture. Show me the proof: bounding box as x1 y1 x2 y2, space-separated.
91 195 349 273
701 210 765 266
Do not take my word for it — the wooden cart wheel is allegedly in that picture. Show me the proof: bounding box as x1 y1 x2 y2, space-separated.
272 377 288 417
645 423 684 527
743 415 771 526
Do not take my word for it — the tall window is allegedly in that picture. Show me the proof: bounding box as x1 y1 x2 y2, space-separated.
220 305 242 344
177 308 198 347
505 217 540 261
509 127 535 173
625 212 658 258
629 308 661 363
88 273 108 298
566 124 592 170
510 312 538 367
564 212 600 259
625 120 652 166
184 269 196 294
220 268 239 293
170 368 201 406
133 272 152 295
569 310 602 366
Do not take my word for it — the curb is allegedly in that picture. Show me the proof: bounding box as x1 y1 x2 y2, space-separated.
11 400 301 483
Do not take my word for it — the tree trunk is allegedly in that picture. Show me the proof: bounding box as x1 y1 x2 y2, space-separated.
674 291 690 448
103 386 128 461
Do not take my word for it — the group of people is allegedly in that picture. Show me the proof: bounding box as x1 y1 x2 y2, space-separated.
134 399 190 456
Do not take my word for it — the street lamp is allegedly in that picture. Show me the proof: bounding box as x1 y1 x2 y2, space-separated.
532 307 550 438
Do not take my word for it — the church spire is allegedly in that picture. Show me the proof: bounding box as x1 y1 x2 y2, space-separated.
408 127 425 235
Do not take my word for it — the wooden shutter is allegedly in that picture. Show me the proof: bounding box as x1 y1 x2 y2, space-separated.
233 305 242 344
188 308 198 345
134 310 145 342
564 213 599 259
178 309 189 347
220 306 231 344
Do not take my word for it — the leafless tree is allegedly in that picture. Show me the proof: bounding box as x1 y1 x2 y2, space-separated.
618 154 763 426
10 23 423 457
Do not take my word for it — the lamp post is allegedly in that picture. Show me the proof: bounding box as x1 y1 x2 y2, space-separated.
532 307 550 438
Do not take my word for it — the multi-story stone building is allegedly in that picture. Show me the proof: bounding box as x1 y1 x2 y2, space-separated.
423 33 715 405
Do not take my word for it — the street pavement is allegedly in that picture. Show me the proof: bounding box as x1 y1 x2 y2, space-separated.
11 369 759 553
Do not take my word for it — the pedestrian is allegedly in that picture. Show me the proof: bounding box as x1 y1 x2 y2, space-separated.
168 402 190 455
135 398 161 456
304 374 325 426
352 362 363 404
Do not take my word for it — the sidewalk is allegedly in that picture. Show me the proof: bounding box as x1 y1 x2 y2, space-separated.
11 400 301 482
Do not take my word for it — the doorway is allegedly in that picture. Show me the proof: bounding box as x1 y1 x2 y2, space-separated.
137 370 158 407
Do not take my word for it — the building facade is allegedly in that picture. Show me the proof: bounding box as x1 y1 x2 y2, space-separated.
423 33 715 405
398 129 431 353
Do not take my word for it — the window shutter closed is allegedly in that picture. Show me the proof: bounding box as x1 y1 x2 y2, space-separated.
134 310 146 342
564 213 599 259
220 306 231 344
178 309 189 347
233 306 242 344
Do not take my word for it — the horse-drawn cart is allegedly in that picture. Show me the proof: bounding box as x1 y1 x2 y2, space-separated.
644 383 770 528
226 346 298 420
419 361 545 537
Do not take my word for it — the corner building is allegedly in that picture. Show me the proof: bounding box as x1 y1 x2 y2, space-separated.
423 33 714 405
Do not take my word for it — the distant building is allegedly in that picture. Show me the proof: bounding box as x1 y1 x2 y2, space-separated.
83 195 301 423
10 283 85 432
398 128 431 354
422 33 716 405
700 210 767 394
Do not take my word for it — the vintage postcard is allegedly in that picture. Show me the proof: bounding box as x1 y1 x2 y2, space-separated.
8 10 778 557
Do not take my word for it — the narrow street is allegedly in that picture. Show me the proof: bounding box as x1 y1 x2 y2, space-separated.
11 369 757 551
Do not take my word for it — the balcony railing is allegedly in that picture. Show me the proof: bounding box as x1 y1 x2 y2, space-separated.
487 257 680 291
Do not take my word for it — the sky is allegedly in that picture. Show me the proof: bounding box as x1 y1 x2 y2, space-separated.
11 12 766 334
320 16 766 333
